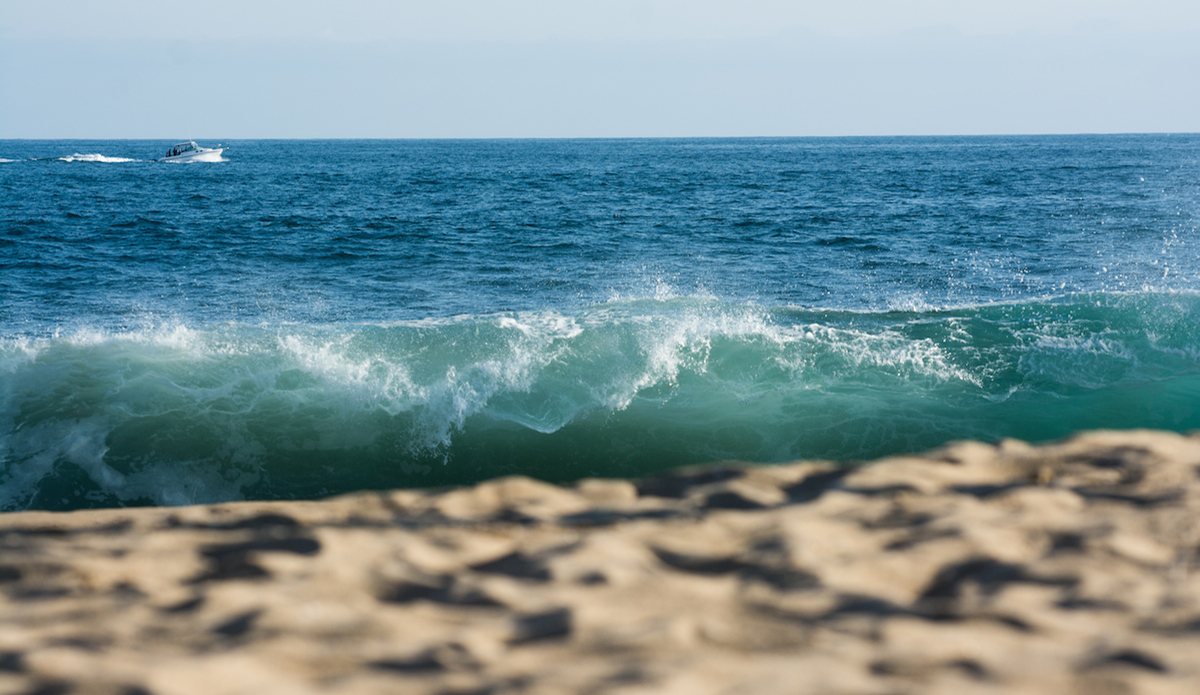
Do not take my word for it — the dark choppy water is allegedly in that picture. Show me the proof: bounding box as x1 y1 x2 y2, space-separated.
2 136 1199 510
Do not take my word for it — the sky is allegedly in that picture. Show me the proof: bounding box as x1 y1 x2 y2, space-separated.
2 0 1198 138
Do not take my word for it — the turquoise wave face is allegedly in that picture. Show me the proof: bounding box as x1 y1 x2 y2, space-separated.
3 291 1200 511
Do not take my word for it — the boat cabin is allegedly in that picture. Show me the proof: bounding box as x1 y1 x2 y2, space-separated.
166 142 199 158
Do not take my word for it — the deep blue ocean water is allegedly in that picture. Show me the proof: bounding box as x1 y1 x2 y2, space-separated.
2 136 1199 511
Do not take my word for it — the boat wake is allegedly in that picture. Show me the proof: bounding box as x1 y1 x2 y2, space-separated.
57 153 140 163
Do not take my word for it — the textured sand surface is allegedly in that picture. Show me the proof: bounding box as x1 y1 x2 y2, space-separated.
2 430 1200 694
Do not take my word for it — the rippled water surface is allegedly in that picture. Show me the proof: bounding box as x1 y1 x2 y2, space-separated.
2 136 1199 510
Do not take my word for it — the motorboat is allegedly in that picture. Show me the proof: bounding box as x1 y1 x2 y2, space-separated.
156 141 223 162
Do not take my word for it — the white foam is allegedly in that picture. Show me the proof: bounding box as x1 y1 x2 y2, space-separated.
0 417 112 510
277 330 422 410
572 302 787 411
46 324 225 359
58 153 138 163
0 336 41 372
792 322 983 387
0 414 258 508
0 158 16 163
497 313 583 340
401 312 592 444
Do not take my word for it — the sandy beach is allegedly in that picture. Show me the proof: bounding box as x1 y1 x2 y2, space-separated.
2 429 1199 694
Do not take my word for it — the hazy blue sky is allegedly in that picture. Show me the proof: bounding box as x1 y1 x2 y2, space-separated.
2 0 1198 137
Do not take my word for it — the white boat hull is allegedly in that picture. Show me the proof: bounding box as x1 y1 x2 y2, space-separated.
157 148 223 163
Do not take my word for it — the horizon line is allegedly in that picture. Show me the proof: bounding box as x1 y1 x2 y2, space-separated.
3 131 1198 141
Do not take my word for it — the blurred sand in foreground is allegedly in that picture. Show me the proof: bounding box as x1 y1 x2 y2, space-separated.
2 430 1199 694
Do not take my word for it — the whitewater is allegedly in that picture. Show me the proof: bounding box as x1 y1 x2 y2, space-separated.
2 136 1198 510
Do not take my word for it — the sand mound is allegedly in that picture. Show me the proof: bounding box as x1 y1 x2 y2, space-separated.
3 430 1199 694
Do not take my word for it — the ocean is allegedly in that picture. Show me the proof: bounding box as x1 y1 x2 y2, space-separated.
2 136 1198 511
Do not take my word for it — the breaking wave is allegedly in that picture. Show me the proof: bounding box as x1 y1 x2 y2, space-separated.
3 292 1200 511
